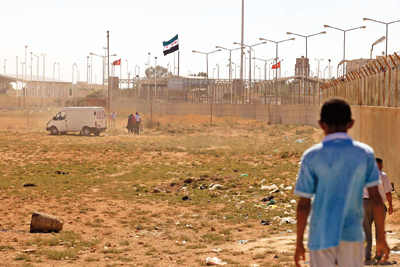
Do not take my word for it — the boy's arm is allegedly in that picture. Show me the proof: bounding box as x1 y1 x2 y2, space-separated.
368 186 390 262
386 192 393 215
294 197 311 267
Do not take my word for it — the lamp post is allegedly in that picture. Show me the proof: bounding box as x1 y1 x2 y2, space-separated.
363 18 400 59
90 52 117 91
216 64 219 80
252 57 278 80
213 68 215 79
24 45 27 97
42 54 47 100
324 66 328 79
72 63 77 89
34 54 42 97
215 46 241 82
192 49 221 79
370 36 386 60
53 62 57 97
233 42 266 85
287 31 326 105
125 59 128 89
167 62 170 73
314 59 323 78
16 56 18 96
324 24 366 74
154 56 157 99
30 52 33 95
86 56 89 84
3 59 6 74
147 52 151 78
259 37 295 104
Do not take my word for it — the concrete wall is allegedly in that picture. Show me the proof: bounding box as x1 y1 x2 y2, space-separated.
350 106 400 193
117 100 321 126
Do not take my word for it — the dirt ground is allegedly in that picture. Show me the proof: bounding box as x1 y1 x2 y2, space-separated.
0 108 399 267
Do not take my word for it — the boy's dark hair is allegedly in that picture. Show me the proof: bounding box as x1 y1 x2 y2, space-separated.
376 158 383 164
320 98 352 126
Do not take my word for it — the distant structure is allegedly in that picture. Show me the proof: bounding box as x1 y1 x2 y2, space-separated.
295 57 310 76
346 58 370 74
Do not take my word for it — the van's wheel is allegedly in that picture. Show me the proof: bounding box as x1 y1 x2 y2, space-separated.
93 131 100 136
82 127 91 136
50 127 59 135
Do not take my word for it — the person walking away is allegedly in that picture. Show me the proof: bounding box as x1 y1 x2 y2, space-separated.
134 112 141 135
131 113 136 133
110 111 116 128
363 157 393 262
294 98 389 267
126 114 133 133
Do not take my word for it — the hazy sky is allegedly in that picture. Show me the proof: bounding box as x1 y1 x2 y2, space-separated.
1 0 400 83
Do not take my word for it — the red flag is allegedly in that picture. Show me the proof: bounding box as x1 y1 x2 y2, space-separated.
272 62 280 69
113 59 121 66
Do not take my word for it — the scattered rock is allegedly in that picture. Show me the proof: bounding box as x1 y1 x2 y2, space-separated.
184 177 195 183
30 212 63 233
23 183 36 187
138 242 144 245
290 199 296 204
182 196 191 201
274 255 279 259
154 226 163 230
21 249 37 253
152 188 161 193
261 196 274 202
211 227 216 231
260 220 270 226
186 225 193 229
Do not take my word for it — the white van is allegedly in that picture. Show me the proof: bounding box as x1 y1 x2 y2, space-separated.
46 107 107 136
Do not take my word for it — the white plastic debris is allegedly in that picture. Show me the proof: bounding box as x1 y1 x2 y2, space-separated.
279 217 297 225
261 184 278 191
284 186 293 190
290 199 297 204
209 184 224 190
206 257 227 265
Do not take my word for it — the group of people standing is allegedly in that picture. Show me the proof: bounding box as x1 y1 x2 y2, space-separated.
127 112 142 134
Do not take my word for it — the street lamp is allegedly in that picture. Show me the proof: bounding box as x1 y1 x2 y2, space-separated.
3 59 6 74
287 31 326 105
233 41 266 86
216 64 219 80
90 52 117 91
370 36 386 60
252 57 278 80
34 54 43 97
192 49 221 79
324 24 366 73
215 46 241 82
259 37 295 82
363 18 400 59
314 59 324 78
53 62 57 97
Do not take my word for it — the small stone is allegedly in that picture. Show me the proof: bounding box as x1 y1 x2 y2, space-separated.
211 227 216 231
184 177 195 183
153 188 161 193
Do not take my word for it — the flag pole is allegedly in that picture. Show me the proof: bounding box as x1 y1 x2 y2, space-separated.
178 51 180 77
174 52 175 76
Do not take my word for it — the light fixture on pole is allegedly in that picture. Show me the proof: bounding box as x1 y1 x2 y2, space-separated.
90 52 117 91
363 18 400 59
259 37 295 101
3 59 6 74
233 41 266 83
324 24 366 74
53 62 57 97
252 57 278 80
370 36 386 60
125 59 129 89
34 54 43 97
192 49 221 79
287 31 326 105
215 46 241 82
216 64 219 80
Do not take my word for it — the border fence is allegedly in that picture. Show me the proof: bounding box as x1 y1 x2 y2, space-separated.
322 53 400 107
